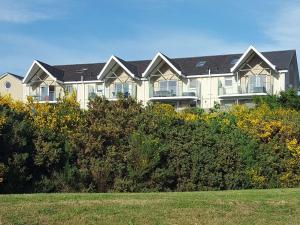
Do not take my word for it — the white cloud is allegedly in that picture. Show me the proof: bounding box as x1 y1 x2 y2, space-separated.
0 0 68 23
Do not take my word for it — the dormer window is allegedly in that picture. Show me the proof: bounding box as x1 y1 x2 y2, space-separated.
230 58 239 65
196 61 206 68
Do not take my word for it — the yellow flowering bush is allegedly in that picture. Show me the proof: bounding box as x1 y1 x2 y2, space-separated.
0 115 5 129
27 93 82 135
229 103 300 187
247 168 267 188
1 91 300 192
151 103 200 122
286 139 300 158
231 104 300 156
0 95 27 113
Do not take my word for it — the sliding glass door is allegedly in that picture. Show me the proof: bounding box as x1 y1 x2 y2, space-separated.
40 86 48 101
248 75 267 93
40 85 55 101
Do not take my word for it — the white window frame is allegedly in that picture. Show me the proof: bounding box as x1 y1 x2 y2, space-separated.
159 80 177 93
96 83 103 92
5 81 11 89
224 77 233 87
114 82 132 96
39 85 55 101
189 79 198 90
248 75 267 93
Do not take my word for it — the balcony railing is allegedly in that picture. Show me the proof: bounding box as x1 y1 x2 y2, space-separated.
30 92 56 102
149 83 200 98
218 85 273 96
150 89 198 98
109 89 137 99
108 91 136 99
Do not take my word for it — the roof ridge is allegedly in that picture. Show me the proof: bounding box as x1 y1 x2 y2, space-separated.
42 49 296 68
171 50 296 61
0 72 23 80
53 62 105 67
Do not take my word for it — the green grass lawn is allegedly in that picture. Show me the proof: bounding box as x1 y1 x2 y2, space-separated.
0 188 300 225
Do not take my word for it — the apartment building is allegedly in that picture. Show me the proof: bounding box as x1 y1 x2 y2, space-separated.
21 46 299 109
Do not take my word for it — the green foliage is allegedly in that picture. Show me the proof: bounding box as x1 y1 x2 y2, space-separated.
1 91 300 193
69 96 142 192
254 89 300 110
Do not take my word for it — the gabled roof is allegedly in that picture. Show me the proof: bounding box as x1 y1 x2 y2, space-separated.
0 72 23 80
97 55 138 80
161 53 182 72
142 52 182 77
24 48 296 82
36 60 64 81
23 60 62 83
115 56 139 76
261 50 295 70
230 46 277 72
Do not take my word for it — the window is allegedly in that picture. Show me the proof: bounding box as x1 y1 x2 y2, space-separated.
189 79 198 89
158 80 177 95
249 75 267 93
49 86 55 92
195 61 206 67
115 83 122 94
65 85 73 94
65 84 77 96
159 80 168 91
96 83 104 96
49 85 55 101
114 82 132 98
230 58 239 65
168 80 177 94
40 86 48 101
123 83 129 95
88 84 96 98
96 83 103 92
88 85 95 93
5 81 11 89
225 77 233 87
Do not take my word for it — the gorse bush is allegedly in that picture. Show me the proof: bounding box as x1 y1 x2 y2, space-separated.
0 90 300 193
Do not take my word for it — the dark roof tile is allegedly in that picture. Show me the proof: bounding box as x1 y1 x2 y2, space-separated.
36 50 295 82
37 60 65 81
54 63 105 81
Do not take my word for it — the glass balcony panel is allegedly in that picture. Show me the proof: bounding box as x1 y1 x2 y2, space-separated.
150 80 199 98
218 75 273 96
109 83 136 99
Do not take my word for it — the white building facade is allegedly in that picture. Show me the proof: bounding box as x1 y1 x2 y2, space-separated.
22 46 299 109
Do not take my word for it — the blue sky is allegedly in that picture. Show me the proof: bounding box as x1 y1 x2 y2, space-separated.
0 0 300 76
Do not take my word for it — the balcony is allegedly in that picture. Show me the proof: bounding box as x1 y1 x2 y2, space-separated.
149 81 200 101
28 85 57 103
108 91 137 99
218 85 272 98
107 83 137 100
30 92 56 102
218 75 273 98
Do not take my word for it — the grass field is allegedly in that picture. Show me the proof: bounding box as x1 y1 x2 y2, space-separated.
0 188 300 225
